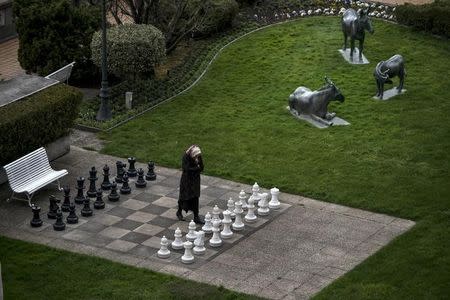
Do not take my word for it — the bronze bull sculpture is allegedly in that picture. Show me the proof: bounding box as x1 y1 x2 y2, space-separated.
374 54 406 99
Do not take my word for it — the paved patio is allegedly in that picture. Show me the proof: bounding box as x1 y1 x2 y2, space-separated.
0 147 415 299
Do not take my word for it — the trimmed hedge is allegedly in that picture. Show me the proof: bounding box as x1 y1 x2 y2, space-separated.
395 0 450 37
0 84 82 165
196 0 240 36
91 24 166 79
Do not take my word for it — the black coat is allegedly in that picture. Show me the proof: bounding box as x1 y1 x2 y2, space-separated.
179 154 204 205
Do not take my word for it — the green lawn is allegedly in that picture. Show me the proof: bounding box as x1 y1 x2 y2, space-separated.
0 236 260 300
98 16 450 299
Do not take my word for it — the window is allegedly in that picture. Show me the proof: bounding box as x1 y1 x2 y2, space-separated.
0 9 6 27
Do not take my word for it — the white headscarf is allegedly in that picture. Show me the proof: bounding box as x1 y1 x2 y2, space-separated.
186 145 201 158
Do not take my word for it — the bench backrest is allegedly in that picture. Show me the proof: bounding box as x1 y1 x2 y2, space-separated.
3 147 52 190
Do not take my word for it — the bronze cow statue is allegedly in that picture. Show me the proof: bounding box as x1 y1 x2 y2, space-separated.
288 77 345 126
374 54 406 99
342 8 374 62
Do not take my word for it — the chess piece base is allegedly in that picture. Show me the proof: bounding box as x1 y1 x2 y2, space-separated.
157 250 170 258
193 247 206 255
53 223 66 231
30 219 43 227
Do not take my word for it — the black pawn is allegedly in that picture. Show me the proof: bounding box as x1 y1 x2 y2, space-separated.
74 177 86 204
108 182 120 202
135 168 147 188
94 189 105 209
101 164 112 190
146 161 157 181
61 186 71 212
67 203 79 224
47 195 60 219
53 209 66 231
30 204 43 227
120 173 131 194
127 157 137 177
81 198 93 217
115 161 126 183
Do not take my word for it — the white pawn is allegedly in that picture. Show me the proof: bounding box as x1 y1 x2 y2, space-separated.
212 205 221 223
251 182 261 204
186 220 197 242
220 210 233 239
193 230 206 255
171 227 184 250
244 197 257 223
269 187 281 210
257 192 270 216
209 220 222 247
157 235 171 258
239 190 248 209
202 212 213 233
181 241 194 264
227 197 235 219
232 200 245 231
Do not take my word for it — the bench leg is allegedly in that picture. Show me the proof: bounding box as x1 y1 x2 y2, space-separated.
6 191 33 207
56 179 63 191
6 191 15 203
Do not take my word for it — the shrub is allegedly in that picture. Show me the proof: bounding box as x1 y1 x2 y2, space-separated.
13 0 101 86
91 24 166 79
0 84 82 165
395 0 450 37
195 0 240 36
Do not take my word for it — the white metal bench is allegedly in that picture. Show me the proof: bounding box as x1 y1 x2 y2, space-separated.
3 147 68 206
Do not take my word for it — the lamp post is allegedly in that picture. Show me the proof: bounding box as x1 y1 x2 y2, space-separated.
96 0 112 121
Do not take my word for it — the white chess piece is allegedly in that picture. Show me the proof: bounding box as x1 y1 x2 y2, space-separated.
227 197 235 219
209 220 222 247
244 197 257 223
202 212 213 233
186 220 197 242
251 182 261 204
257 192 270 216
220 210 233 239
193 230 206 255
157 235 171 258
239 190 247 209
232 200 244 231
269 187 281 210
212 205 221 223
181 241 195 264
171 227 184 250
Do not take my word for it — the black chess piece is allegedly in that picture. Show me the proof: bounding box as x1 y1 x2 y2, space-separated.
120 173 131 194
87 166 98 198
135 168 147 188
74 177 86 204
53 209 66 231
81 198 93 217
30 204 43 227
146 161 157 181
115 161 126 183
47 195 60 219
101 164 112 190
66 203 79 224
127 157 137 177
108 182 120 202
94 189 105 209
61 186 71 212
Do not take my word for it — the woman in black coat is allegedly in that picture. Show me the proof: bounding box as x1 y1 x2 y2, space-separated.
177 145 204 224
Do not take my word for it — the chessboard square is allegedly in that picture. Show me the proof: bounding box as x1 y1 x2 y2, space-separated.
141 204 170 215
126 211 157 223
246 217 269 228
199 206 214 216
222 232 244 244
160 208 179 220
142 235 168 249
154 228 176 240
202 186 233 198
107 206 136 218
133 223 165 236
62 229 93 242
128 245 158 258
152 251 182 263
77 221 108 234
152 196 178 208
149 216 178 228
197 247 219 260
93 214 122 226
106 240 138 252
65 218 88 229
120 199 149 210
121 232 153 244
146 185 176 196
99 227 131 239
219 191 240 201
168 222 190 233
158 176 180 188
114 219 143 231
84 235 115 248
133 192 162 203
